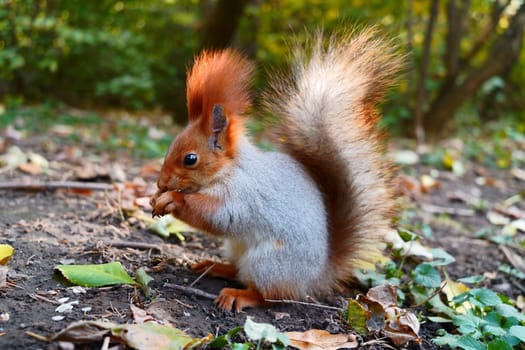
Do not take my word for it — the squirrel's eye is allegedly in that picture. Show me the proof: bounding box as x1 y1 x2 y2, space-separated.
183 153 198 167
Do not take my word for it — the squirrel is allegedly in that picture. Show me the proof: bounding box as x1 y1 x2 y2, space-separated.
150 28 401 312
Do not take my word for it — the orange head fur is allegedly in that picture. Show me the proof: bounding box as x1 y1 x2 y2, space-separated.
157 50 254 194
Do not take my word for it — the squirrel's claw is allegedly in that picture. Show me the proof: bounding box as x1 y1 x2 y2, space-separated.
151 190 185 217
215 288 264 312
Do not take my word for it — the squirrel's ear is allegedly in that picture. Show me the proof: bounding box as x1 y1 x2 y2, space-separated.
209 104 228 150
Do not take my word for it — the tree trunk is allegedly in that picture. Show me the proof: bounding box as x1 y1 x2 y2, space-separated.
200 0 248 50
168 0 248 124
413 0 439 144
423 2 525 140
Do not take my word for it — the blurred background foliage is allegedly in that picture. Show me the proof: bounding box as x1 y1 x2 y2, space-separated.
0 0 524 141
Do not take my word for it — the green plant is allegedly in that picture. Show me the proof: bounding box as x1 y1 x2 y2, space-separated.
208 318 289 350
434 289 525 349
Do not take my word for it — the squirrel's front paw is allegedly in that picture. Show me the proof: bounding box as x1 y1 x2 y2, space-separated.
151 190 185 217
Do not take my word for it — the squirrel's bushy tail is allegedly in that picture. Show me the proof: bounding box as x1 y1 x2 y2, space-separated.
266 28 401 286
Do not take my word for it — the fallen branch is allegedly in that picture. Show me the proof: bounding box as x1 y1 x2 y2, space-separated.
164 283 217 300
165 282 343 311
421 203 475 216
0 181 114 192
103 240 161 251
264 298 342 311
499 245 525 273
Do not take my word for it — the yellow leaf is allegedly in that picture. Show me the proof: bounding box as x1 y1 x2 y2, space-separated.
346 299 369 335
442 277 470 314
442 153 454 170
0 244 14 265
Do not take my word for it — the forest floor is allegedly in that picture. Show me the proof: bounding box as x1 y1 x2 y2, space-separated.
0 107 524 350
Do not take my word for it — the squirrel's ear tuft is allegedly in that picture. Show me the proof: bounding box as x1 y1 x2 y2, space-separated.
209 104 228 150
186 50 254 122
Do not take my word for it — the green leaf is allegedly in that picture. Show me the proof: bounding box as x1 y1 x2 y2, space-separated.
469 289 502 307
136 267 154 297
55 262 136 287
458 275 485 284
427 316 452 323
433 332 460 346
209 326 244 348
397 228 418 242
482 324 506 337
453 288 502 309
231 343 251 350
207 335 228 348
243 318 288 346
429 248 456 266
509 325 525 342
452 312 483 339
412 263 441 288
488 339 512 350
455 335 486 350
496 304 525 322
226 326 244 342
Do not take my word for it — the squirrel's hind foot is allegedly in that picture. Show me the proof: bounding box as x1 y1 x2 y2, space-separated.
216 288 264 312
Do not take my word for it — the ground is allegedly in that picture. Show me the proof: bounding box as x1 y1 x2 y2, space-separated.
0 114 524 350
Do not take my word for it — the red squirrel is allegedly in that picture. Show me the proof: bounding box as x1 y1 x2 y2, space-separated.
150 29 401 312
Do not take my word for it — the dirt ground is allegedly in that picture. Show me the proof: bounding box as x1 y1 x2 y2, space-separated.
0 128 524 349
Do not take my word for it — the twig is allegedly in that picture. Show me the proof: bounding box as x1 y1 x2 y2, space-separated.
164 283 217 300
510 279 525 293
0 181 114 192
103 240 161 251
411 282 447 308
165 282 343 311
101 336 110 350
25 331 47 342
361 339 396 350
420 203 475 216
264 299 342 311
190 263 216 287
29 293 60 305
500 245 525 273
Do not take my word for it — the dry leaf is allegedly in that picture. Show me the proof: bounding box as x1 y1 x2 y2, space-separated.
392 150 419 165
49 320 116 343
0 266 7 288
285 329 358 350
19 162 42 175
512 219 525 233
384 307 420 346
2 145 26 168
500 246 525 274
396 175 421 197
5 125 23 140
384 230 433 260
420 174 440 193
486 211 511 226
140 161 161 178
365 284 398 309
74 161 110 181
495 206 525 220
511 168 525 181
130 304 155 324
